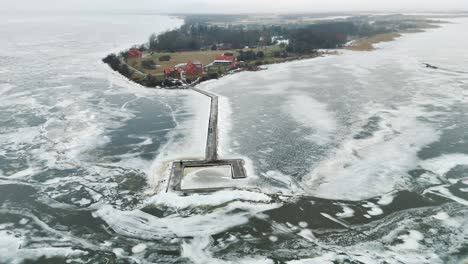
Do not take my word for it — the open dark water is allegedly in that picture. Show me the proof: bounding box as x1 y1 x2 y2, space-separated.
1 13 468 264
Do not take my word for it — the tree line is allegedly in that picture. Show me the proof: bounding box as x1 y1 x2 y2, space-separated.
146 21 392 54
149 23 273 51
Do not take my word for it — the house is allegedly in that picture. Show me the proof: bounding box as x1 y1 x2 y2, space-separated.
185 60 204 76
213 55 236 65
231 61 241 69
164 69 172 76
164 68 183 78
128 48 143 58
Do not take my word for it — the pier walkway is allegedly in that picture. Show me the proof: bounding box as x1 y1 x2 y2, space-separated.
166 87 246 193
191 87 218 161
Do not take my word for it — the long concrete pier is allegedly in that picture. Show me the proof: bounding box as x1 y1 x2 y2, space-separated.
166 86 247 193
191 87 218 161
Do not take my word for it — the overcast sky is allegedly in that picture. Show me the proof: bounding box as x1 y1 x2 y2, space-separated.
3 0 468 13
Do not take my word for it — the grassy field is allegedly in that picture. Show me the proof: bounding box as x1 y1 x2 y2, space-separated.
126 46 284 75
345 33 402 51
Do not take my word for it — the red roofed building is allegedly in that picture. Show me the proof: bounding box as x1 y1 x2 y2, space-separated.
215 55 235 63
128 48 143 58
164 68 183 78
164 69 172 76
185 60 204 76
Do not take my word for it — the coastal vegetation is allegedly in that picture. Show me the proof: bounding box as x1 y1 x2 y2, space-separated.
345 32 402 51
103 15 438 88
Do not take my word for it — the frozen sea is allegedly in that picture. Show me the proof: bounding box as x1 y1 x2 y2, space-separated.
0 12 468 264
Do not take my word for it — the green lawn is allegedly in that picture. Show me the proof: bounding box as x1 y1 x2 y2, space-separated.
127 45 286 75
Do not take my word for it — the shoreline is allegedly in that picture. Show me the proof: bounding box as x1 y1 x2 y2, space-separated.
109 50 337 90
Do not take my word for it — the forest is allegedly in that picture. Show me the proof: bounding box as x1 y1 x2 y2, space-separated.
147 20 393 54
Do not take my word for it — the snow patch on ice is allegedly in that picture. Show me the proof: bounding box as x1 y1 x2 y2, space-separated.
363 202 383 216
391 230 424 251
303 105 439 201
131 243 147 254
377 192 396 205
335 204 354 218
433 212 461 227
284 93 337 145
268 236 278 242
297 229 316 242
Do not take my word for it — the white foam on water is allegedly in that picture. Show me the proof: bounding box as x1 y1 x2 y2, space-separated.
181 236 274 264
94 201 281 239
0 127 42 153
419 153 468 176
418 172 444 186
146 190 272 209
303 105 439 201
288 225 448 264
7 167 43 179
350 245 442 264
1 84 140 176
0 230 85 264
261 170 302 194
0 13 185 186
287 253 339 264
0 208 103 251
283 93 337 145
424 185 468 206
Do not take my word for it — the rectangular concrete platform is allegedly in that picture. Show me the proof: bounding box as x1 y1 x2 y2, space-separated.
166 159 247 193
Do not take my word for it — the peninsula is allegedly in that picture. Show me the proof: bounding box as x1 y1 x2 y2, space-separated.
103 14 441 89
